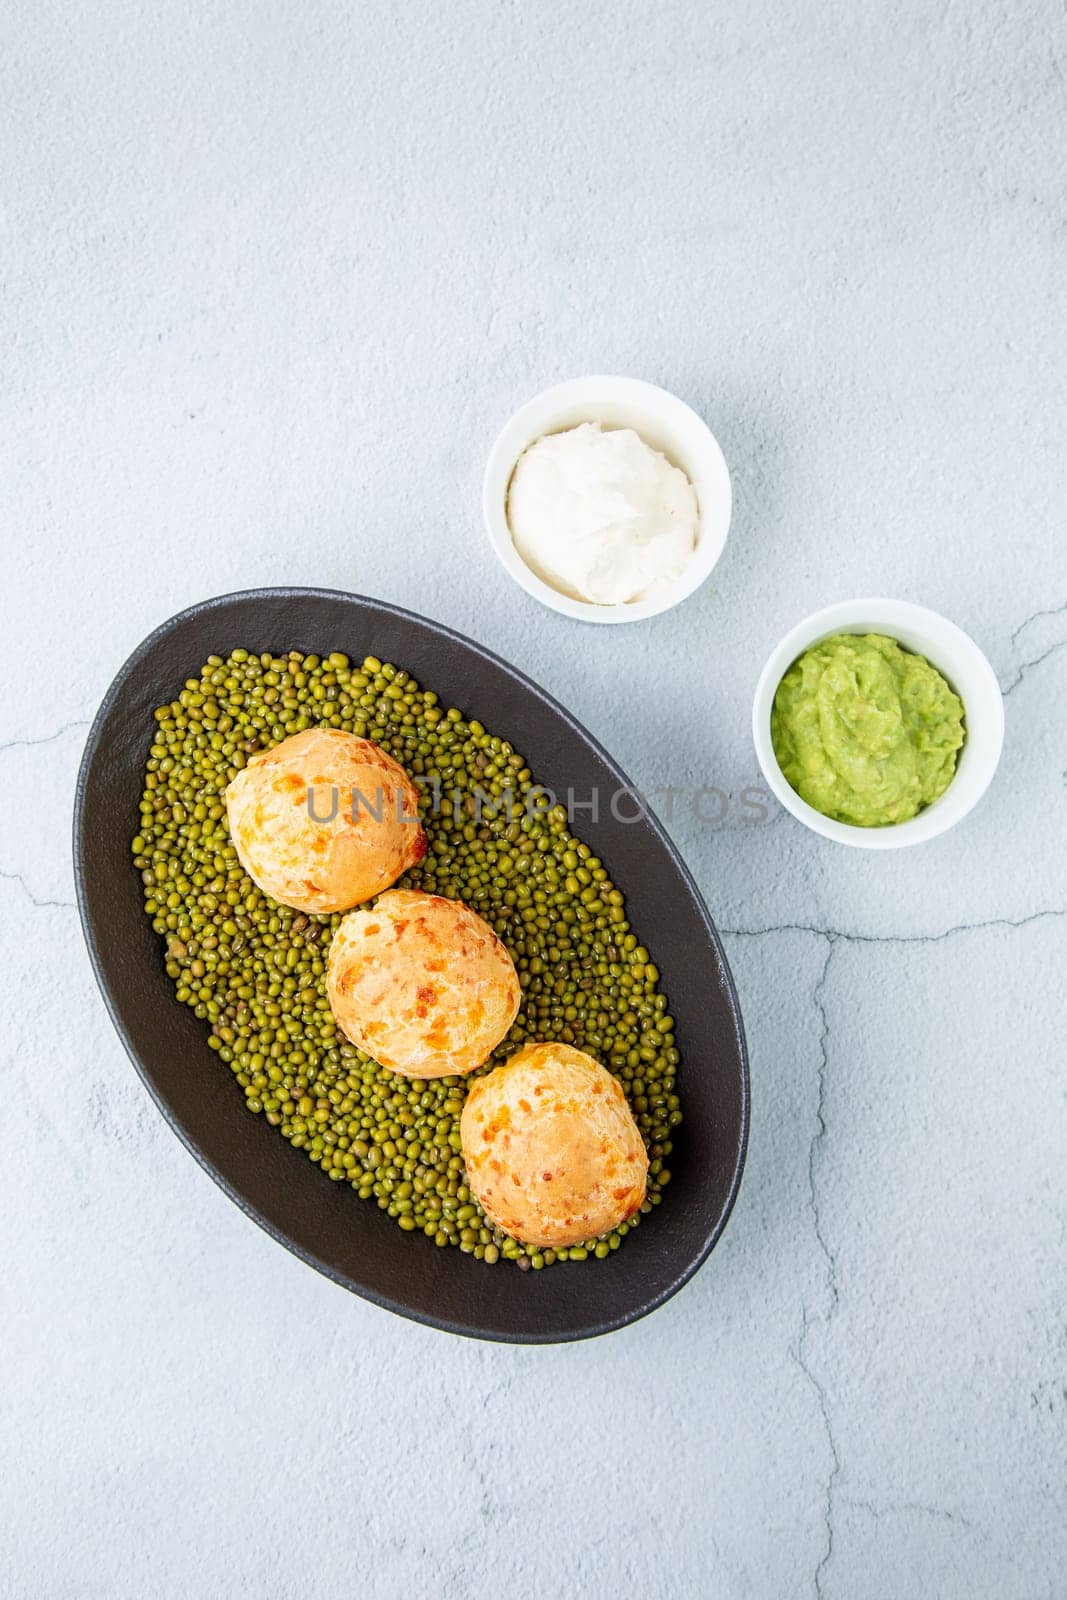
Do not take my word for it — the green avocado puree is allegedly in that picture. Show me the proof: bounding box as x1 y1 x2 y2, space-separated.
771 632 965 827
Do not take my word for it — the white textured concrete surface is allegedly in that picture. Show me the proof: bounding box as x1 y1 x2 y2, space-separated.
2 2 1064 1595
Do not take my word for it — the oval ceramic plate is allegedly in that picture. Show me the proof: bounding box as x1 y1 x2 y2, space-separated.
74 589 748 1342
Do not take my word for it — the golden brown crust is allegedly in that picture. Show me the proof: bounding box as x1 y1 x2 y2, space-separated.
224 728 425 914
326 889 521 1079
460 1042 649 1247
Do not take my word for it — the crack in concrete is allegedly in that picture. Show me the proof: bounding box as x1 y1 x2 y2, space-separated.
1003 636 1067 696
735 906 1064 1591
721 907 1065 946
0 721 86 913
0 870 75 911
750 901 1059 1593
809 939 839 1315
792 1306 842 1600
1010 599 1067 646
780 920 1017 1595
1002 598 1067 695
0 718 89 754
788 937 843 1598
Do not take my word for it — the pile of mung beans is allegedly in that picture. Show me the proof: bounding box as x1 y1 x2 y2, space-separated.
134 648 682 1268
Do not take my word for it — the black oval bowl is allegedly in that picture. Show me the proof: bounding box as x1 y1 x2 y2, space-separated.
74 589 748 1343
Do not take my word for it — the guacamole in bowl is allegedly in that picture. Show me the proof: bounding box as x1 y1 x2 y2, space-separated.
770 632 965 828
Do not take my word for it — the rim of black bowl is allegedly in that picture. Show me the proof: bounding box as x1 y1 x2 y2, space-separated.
74 588 749 1343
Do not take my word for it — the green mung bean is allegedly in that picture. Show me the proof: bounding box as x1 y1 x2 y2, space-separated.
134 648 680 1267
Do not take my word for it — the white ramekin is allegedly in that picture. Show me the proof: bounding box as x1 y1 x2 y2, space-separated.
482 376 732 624
752 598 1004 849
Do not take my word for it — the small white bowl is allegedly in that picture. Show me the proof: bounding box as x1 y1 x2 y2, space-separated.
482 376 732 624
752 598 1004 849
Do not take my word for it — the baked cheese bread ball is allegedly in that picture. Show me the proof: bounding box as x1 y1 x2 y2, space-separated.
225 727 425 915
326 889 521 1078
460 1043 648 1247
